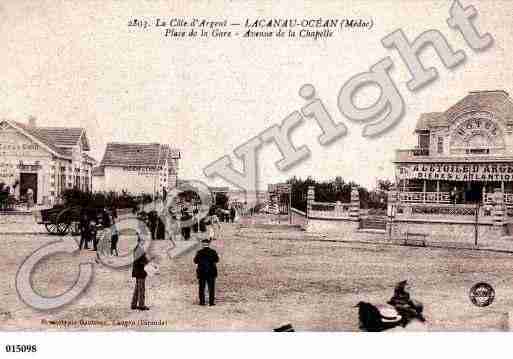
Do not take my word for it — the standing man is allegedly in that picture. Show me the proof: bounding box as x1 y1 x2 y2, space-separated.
230 206 236 223
26 187 34 208
131 232 150 310
110 215 119 256
181 208 192 241
79 209 89 250
89 219 98 251
194 239 219 306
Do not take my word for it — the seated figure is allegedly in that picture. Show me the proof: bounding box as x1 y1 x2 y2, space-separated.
388 280 426 326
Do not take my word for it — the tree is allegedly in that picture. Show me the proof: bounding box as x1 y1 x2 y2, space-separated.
377 179 394 192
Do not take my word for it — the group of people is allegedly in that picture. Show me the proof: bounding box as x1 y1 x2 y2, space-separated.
218 206 237 223
131 235 220 311
131 205 227 311
79 207 119 256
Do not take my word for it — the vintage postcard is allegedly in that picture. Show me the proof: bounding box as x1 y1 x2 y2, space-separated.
1 0 513 352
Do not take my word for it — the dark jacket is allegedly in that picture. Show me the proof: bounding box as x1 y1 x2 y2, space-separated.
194 247 219 279
132 245 149 279
388 287 410 306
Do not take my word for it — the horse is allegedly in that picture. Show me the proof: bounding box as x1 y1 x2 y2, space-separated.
355 301 428 332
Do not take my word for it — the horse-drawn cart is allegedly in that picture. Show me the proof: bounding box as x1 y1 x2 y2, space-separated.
33 205 105 235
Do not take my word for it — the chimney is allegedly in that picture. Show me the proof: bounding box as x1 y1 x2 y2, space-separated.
28 116 36 127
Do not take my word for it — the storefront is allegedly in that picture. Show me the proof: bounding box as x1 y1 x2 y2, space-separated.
92 142 180 195
391 90 513 241
0 118 95 205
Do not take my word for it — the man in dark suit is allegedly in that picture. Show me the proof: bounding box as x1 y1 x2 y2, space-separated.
181 208 192 240
131 232 150 310
79 209 89 250
194 239 219 306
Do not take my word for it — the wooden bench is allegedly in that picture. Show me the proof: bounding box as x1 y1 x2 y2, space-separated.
403 232 427 247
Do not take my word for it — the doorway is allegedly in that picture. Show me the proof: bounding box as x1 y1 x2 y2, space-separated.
20 173 37 202
466 182 483 203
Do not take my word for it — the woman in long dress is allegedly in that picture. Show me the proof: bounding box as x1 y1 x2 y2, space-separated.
206 209 221 241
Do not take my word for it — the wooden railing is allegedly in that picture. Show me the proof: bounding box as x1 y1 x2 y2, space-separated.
309 201 351 218
395 148 430 161
398 191 450 204
396 203 493 218
482 193 513 204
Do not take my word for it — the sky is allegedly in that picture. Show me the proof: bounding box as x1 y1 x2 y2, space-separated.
1 0 512 191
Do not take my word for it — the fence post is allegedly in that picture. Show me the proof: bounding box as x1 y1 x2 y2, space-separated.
349 187 360 221
307 186 315 219
386 186 398 240
493 188 505 237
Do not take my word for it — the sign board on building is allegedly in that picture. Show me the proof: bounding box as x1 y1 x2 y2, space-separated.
397 163 513 182
123 166 162 176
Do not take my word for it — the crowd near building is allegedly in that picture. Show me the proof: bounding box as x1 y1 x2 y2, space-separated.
92 142 180 196
0 117 95 205
391 90 513 240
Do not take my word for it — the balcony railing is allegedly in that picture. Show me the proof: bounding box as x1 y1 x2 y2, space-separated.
395 148 430 161
396 203 493 218
398 191 450 204
483 192 513 204
399 191 513 205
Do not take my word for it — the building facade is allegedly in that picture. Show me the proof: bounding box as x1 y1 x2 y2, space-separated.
0 117 95 205
93 142 180 195
391 90 513 241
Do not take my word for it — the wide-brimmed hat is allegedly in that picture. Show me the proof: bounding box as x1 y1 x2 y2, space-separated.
375 304 402 323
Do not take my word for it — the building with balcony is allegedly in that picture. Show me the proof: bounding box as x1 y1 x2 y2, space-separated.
0 117 96 205
391 90 513 242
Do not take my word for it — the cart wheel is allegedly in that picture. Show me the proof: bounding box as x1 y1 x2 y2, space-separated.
45 223 59 235
56 222 70 235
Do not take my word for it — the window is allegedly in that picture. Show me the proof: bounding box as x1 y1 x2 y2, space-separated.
418 132 430 148
437 136 444 154
466 148 490 154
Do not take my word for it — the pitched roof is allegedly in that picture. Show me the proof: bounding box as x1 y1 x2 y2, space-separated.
35 127 88 149
10 120 90 157
415 90 513 131
99 142 180 169
415 112 447 131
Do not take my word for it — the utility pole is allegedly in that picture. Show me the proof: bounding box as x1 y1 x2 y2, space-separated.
474 200 479 247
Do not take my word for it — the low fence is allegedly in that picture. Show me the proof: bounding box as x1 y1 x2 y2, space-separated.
309 201 352 219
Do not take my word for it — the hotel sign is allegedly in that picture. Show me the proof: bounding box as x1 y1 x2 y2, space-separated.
397 163 513 182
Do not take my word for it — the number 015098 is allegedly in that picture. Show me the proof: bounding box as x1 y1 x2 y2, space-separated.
5 345 37 353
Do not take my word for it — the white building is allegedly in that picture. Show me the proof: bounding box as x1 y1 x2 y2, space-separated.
93 142 180 195
0 117 96 205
